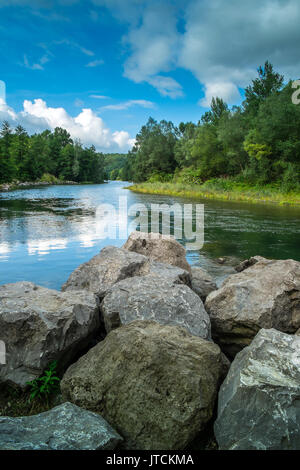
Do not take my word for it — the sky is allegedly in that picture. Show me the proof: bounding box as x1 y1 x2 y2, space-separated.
0 0 300 152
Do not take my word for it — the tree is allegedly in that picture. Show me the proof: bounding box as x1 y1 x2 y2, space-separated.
217 108 249 174
190 124 227 179
130 117 178 182
243 61 284 115
174 122 197 168
9 125 29 179
201 97 229 125
0 121 15 182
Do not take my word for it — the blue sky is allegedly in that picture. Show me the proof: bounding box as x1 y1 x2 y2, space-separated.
0 0 300 152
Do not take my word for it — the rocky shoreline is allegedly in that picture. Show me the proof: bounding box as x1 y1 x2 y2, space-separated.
0 232 299 450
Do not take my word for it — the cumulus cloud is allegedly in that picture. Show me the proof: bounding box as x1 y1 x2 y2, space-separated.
121 1 183 98
0 94 134 152
97 0 300 105
199 82 242 107
178 0 300 105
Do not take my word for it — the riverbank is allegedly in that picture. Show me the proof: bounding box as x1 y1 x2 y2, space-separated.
0 180 79 192
128 180 300 206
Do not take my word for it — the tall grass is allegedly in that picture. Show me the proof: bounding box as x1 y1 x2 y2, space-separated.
128 179 300 206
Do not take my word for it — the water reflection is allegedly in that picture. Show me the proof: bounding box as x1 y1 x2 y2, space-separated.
27 239 68 256
0 181 300 290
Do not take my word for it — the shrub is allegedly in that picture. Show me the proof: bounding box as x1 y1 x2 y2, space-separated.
40 173 60 184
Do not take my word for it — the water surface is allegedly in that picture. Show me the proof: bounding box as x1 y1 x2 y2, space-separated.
0 181 299 289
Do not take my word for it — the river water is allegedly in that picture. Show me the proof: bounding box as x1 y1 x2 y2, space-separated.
0 180 299 290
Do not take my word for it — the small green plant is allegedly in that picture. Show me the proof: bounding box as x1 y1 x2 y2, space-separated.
27 361 60 403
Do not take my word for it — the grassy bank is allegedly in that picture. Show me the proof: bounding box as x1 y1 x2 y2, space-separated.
128 179 300 206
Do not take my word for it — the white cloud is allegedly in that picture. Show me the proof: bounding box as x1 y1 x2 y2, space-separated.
0 80 6 102
90 95 110 99
54 39 94 57
101 99 155 111
199 82 241 107
86 59 104 67
178 0 300 105
23 53 51 70
121 1 183 98
4 0 300 107
97 0 300 105
147 76 183 99
113 130 135 148
21 40 94 72
0 95 134 152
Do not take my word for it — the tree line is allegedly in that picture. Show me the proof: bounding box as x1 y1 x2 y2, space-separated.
0 125 106 184
1 62 299 191
120 62 300 192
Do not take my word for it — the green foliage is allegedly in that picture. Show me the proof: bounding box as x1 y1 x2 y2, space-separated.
0 125 106 184
243 60 284 115
40 173 60 184
125 61 299 193
148 172 173 183
243 130 272 160
1 61 299 194
173 167 203 184
281 163 300 193
27 361 60 403
128 117 178 182
103 153 128 180
201 97 229 125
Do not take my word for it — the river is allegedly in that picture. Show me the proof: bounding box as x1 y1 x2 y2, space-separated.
0 180 300 290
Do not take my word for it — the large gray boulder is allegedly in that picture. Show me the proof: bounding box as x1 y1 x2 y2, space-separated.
146 261 191 286
190 266 217 301
61 320 224 450
214 329 300 450
205 258 300 357
62 246 149 298
0 402 122 450
123 231 191 272
0 282 100 387
101 275 211 339
62 245 190 298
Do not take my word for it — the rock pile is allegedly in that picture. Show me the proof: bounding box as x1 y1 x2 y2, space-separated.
1 235 300 451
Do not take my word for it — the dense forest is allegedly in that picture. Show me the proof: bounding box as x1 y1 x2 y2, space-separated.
0 125 106 184
120 62 300 192
0 62 299 191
